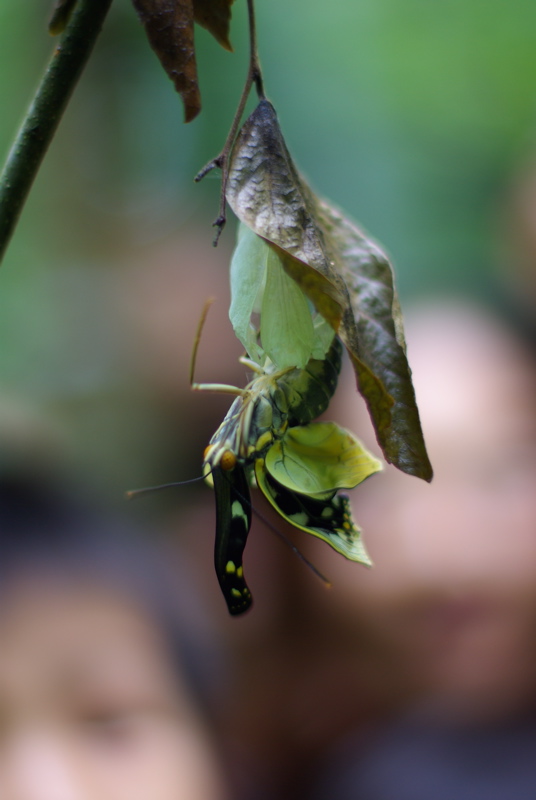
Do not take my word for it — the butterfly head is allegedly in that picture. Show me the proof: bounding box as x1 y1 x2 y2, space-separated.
220 450 237 471
202 441 240 488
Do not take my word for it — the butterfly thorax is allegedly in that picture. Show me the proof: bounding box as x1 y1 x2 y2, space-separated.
203 336 343 474
203 371 291 472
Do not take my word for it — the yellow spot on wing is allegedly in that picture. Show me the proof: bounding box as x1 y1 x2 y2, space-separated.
231 501 248 522
289 511 309 527
226 561 236 574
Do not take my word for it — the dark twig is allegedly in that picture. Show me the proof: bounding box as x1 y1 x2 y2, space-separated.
195 0 265 245
0 0 113 265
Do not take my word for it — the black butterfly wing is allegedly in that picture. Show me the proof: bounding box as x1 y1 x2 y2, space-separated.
213 466 253 615
255 462 372 565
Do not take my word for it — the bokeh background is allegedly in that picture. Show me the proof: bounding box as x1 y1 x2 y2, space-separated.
2 0 536 497
3 2 536 799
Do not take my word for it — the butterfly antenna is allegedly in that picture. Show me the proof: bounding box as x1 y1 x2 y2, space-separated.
226 475 331 588
190 297 215 387
126 470 212 499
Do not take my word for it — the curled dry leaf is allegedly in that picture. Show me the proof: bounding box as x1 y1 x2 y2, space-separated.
226 100 347 330
226 99 433 481
131 0 233 122
132 0 200 122
317 198 433 481
193 0 234 51
48 0 79 34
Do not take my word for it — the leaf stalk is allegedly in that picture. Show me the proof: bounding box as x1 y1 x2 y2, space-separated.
195 0 265 245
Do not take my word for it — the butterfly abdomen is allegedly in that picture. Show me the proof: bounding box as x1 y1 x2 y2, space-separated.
213 467 253 615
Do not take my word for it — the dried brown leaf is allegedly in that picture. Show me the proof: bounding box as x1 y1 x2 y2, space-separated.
193 0 234 51
226 100 347 330
317 199 433 481
132 0 201 122
226 100 432 480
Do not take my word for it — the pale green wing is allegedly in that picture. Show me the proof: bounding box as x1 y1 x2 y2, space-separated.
255 459 372 564
265 421 382 495
310 313 335 359
230 223 319 368
229 223 266 362
261 242 315 369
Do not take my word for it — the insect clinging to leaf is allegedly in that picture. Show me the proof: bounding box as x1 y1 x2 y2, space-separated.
191 303 382 615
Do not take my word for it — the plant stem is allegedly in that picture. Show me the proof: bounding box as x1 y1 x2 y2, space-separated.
195 0 265 245
247 0 264 99
0 0 113 265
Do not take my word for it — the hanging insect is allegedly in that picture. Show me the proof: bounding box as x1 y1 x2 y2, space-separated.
192 313 382 615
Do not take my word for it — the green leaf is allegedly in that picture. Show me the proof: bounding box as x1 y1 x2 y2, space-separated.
226 99 432 481
265 421 382 495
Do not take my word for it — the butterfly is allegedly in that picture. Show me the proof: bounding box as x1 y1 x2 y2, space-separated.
197 336 382 615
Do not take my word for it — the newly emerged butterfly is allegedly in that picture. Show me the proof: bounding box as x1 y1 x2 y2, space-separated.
194 334 382 615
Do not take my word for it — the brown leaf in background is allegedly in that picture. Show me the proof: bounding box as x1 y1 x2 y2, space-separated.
131 0 201 122
193 0 235 51
48 0 79 34
226 99 432 481
131 0 235 122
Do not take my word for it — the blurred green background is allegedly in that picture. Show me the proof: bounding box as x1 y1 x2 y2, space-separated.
1 0 536 502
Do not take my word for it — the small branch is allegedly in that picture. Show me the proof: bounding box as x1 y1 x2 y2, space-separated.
0 0 114 265
247 0 265 100
195 0 265 245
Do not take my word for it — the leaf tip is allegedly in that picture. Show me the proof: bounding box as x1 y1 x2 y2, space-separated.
180 84 202 123
389 453 433 483
422 463 434 483
184 103 201 124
